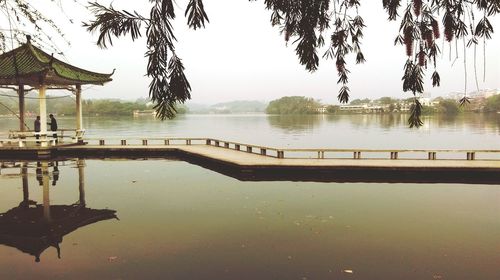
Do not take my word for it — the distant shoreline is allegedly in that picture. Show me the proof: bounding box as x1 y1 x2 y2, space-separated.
2 111 500 119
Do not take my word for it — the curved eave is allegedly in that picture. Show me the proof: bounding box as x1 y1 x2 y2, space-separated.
0 42 114 86
45 69 113 86
0 70 113 86
30 45 114 85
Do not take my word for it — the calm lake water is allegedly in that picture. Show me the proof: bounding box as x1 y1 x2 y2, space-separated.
1 113 500 149
0 114 499 279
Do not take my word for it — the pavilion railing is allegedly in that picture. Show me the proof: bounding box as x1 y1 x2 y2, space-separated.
8 129 84 143
0 138 57 148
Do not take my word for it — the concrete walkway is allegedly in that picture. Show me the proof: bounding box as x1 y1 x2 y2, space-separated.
2 143 500 183
52 144 500 170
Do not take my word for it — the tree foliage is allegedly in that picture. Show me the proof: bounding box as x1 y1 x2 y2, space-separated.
258 0 498 127
83 0 498 126
436 99 460 114
84 0 209 120
377 97 397 105
326 105 340 113
349 98 371 105
1 0 498 127
266 96 322 114
484 94 500 112
0 0 70 53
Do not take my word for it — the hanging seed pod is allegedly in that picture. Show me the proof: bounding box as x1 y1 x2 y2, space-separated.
444 25 454 42
338 30 345 45
403 26 413 56
336 56 345 72
425 30 433 47
413 0 422 17
431 19 440 39
418 47 426 67
443 13 455 42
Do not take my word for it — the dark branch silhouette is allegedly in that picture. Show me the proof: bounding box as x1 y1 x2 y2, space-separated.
84 1 206 119
82 0 498 126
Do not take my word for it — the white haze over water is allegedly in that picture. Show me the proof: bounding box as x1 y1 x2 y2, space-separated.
19 1 500 104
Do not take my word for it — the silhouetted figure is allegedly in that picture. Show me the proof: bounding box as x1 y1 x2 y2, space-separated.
52 163 59 186
48 114 58 143
34 116 41 143
36 162 43 186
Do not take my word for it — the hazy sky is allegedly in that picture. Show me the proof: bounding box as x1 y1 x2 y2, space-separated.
20 1 500 104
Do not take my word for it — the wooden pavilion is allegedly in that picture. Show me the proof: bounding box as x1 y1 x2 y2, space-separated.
0 36 113 146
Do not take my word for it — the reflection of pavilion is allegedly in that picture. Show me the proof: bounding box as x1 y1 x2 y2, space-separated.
0 160 117 262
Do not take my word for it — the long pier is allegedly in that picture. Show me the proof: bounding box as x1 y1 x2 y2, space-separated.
1 137 500 184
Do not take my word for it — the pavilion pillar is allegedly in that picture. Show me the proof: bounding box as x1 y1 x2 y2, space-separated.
77 159 86 206
38 86 48 146
42 162 51 222
18 85 26 132
21 162 29 206
75 84 83 141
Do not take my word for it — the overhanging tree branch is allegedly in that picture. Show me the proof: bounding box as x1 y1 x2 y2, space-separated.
81 0 498 126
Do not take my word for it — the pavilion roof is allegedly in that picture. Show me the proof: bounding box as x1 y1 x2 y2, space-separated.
0 37 113 86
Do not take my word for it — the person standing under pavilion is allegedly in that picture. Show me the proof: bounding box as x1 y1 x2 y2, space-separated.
48 114 58 143
34 116 41 144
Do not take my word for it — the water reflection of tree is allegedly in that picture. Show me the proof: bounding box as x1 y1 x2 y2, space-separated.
268 114 421 131
325 114 408 129
431 113 500 132
0 160 117 262
267 113 500 133
494 115 500 133
266 115 324 132
431 114 459 127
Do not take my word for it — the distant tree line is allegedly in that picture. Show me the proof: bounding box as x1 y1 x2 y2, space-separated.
265 95 500 115
0 95 187 116
82 99 149 116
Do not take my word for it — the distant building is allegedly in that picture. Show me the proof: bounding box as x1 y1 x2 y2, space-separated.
316 106 328 114
340 104 384 113
399 103 411 112
340 104 368 111
133 110 156 116
419 98 439 107
418 92 437 106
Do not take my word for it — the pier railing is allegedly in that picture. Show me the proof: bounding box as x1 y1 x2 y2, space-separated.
7 129 84 144
0 138 57 148
82 137 500 161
